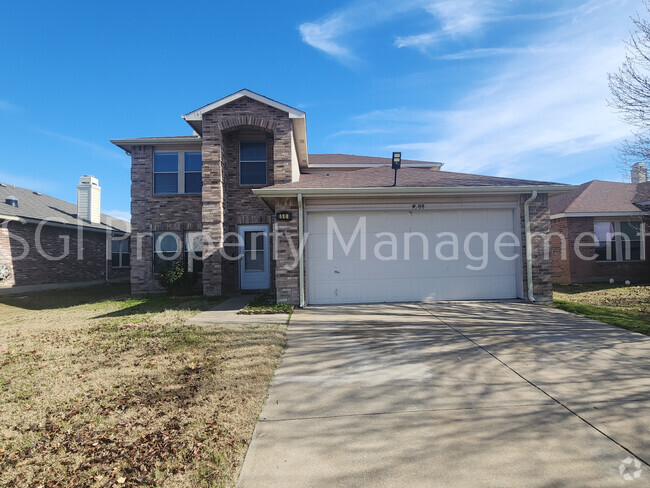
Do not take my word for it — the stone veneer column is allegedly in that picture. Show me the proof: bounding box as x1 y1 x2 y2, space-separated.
201 114 225 296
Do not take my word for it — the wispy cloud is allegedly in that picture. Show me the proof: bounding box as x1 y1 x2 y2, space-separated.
437 46 549 60
342 2 634 180
328 128 390 138
33 127 126 163
0 100 18 111
0 172 58 193
104 209 131 222
299 13 357 63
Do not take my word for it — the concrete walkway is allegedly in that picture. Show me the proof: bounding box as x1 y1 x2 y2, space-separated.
238 301 650 487
186 295 288 325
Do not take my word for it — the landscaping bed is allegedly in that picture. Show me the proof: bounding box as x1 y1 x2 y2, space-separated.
0 285 286 487
554 283 650 336
238 294 294 315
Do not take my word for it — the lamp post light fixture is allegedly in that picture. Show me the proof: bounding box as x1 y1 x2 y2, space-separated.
392 152 401 186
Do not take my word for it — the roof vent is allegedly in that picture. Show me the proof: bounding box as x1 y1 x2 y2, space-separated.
5 196 18 207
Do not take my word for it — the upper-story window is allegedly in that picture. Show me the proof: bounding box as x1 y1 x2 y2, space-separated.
153 151 202 194
184 152 203 194
240 141 267 186
594 220 645 261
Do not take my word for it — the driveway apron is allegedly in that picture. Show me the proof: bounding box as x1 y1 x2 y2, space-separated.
238 302 650 487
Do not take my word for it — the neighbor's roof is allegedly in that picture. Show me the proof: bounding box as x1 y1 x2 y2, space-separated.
549 180 650 216
307 154 442 169
0 183 130 233
255 166 572 196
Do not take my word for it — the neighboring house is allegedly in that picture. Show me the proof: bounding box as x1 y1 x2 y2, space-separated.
0 176 130 293
549 173 650 284
111 89 572 305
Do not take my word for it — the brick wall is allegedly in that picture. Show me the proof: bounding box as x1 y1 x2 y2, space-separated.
131 96 296 296
551 216 650 284
0 221 110 288
200 97 293 295
520 193 553 302
130 145 203 293
273 198 300 304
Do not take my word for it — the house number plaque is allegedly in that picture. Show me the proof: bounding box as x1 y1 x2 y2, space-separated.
276 212 293 221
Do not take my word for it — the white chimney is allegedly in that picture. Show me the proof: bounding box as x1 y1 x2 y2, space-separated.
77 175 101 224
632 162 648 183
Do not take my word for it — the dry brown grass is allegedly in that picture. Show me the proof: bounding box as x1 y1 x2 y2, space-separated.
0 285 286 487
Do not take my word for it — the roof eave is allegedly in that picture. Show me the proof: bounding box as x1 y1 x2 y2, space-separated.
550 211 650 220
254 185 577 198
110 137 202 152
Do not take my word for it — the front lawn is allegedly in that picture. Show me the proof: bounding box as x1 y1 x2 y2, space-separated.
554 283 650 336
0 285 286 487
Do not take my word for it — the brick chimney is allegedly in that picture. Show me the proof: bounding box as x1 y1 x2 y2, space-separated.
632 162 648 183
77 175 101 224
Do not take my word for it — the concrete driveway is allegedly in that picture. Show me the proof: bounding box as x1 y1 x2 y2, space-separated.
238 302 650 487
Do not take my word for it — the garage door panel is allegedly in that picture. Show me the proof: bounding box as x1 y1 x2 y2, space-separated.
306 208 520 305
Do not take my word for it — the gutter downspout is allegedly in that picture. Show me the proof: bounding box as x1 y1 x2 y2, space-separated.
524 190 538 302
298 193 305 308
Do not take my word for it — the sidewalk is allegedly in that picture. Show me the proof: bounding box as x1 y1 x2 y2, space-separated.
186 295 289 325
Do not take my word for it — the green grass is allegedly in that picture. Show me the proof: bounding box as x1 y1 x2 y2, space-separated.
553 283 650 336
554 299 650 335
239 294 294 314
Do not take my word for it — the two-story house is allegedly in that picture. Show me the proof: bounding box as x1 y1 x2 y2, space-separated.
112 89 573 306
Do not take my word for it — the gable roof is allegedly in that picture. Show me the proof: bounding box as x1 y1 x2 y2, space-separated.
182 89 305 126
549 180 650 216
307 154 443 169
254 166 573 197
0 183 130 233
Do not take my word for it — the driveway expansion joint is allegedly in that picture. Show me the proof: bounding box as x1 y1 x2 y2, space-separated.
418 304 650 469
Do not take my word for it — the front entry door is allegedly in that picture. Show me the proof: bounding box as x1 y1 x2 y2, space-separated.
239 225 270 290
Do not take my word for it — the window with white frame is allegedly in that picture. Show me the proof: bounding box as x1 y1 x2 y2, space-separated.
111 238 130 268
593 220 645 261
185 231 203 273
240 141 267 185
153 232 181 273
153 151 202 194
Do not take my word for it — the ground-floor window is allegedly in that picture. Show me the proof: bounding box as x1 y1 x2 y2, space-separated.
594 220 645 261
111 237 130 268
153 231 203 274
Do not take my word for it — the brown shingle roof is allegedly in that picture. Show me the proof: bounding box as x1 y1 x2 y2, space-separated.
308 154 441 167
263 166 562 190
549 180 650 215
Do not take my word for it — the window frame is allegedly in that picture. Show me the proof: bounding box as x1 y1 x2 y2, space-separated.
153 231 182 274
239 140 267 186
111 237 130 268
185 231 203 274
152 148 203 195
593 219 646 262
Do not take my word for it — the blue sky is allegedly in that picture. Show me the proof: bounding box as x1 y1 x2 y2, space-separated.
0 0 643 220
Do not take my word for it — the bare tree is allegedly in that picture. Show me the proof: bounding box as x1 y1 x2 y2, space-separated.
609 2 650 167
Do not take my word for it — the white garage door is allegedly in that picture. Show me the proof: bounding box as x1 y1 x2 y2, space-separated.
306 208 521 305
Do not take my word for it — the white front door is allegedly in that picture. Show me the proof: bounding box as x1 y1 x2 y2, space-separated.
239 225 270 290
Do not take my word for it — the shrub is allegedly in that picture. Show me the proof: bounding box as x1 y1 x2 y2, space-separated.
156 260 198 296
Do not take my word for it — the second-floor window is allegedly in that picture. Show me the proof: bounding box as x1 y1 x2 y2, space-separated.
154 153 178 194
240 141 267 185
153 151 203 194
